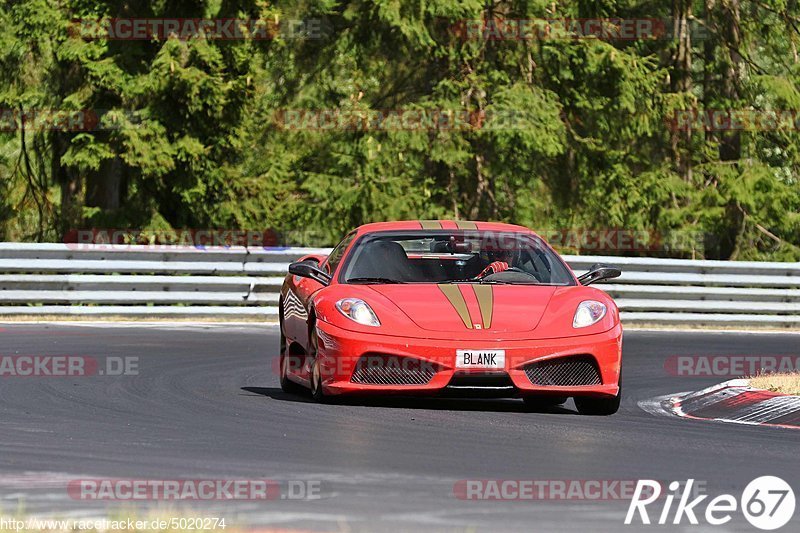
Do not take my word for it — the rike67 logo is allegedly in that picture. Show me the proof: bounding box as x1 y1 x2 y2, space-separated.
625 477 795 530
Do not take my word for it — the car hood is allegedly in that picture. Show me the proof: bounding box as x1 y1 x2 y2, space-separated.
366 283 558 333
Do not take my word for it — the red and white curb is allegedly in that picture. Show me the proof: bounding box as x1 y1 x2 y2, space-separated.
640 379 800 429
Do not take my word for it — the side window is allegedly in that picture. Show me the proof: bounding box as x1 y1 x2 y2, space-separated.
323 232 356 275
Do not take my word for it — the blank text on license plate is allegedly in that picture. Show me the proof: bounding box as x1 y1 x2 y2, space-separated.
456 349 505 369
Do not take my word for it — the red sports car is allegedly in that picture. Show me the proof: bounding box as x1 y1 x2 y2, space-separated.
278 220 623 415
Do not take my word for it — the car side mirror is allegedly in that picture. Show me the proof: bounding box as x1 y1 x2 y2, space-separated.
297 254 328 265
577 263 622 286
288 261 332 286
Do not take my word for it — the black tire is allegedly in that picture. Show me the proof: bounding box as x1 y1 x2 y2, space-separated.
574 373 622 416
278 318 304 395
310 357 338 403
523 396 567 409
308 321 334 403
279 353 305 395
309 357 327 402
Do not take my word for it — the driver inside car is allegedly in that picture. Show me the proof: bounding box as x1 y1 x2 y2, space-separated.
476 248 514 278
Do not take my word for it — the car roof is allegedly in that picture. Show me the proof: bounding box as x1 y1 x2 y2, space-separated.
354 220 536 236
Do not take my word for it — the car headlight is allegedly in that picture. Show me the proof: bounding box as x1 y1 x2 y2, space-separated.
573 300 607 328
336 298 381 327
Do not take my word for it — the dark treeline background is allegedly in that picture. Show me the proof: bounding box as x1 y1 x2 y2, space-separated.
1 0 799 259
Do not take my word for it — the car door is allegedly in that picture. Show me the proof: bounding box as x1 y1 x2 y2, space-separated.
286 231 356 352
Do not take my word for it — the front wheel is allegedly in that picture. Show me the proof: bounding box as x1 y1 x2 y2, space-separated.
574 373 622 416
278 314 304 394
279 352 305 395
523 396 567 410
310 357 335 403
308 322 335 404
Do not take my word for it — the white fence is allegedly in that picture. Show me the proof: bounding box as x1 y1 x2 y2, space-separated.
0 243 798 327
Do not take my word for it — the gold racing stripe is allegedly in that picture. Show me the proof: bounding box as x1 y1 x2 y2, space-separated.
438 284 473 329
472 284 493 329
454 220 477 230
419 220 442 229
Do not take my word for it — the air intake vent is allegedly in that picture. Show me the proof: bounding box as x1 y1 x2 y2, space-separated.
524 356 601 386
350 354 438 385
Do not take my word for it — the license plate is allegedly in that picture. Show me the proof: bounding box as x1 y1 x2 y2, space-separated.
456 350 505 369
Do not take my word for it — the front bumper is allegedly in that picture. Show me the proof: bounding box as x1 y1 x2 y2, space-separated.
315 321 622 398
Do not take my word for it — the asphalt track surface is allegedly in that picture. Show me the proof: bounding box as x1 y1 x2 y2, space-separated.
0 323 798 532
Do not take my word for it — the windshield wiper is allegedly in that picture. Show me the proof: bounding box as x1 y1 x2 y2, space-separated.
346 277 406 284
438 279 516 285
478 279 540 285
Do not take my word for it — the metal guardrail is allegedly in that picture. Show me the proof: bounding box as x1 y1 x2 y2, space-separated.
0 243 798 327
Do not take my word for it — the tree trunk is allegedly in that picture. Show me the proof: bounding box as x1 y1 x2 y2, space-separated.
671 0 694 182
719 0 744 259
53 133 82 240
719 0 742 162
86 157 126 212
703 0 717 144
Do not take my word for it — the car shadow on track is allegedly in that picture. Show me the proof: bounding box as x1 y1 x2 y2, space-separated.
240 387 577 415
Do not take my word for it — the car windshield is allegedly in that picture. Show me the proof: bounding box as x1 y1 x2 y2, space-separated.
340 231 575 285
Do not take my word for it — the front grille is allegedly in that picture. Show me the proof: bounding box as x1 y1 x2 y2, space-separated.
350 354 438 385
447 371 514 388
444 371 515 398
523 355 601 386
